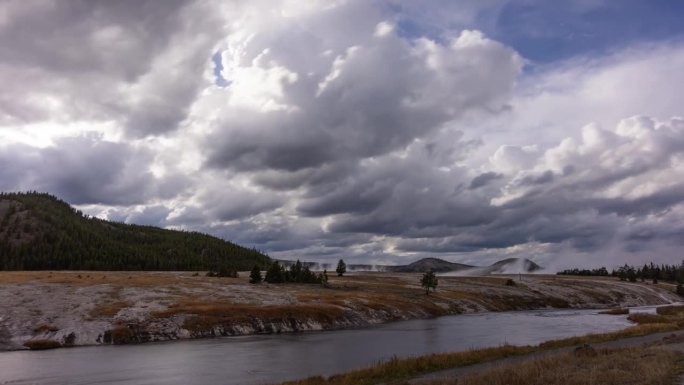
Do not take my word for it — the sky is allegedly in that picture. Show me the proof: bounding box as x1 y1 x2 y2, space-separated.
1 0 684 270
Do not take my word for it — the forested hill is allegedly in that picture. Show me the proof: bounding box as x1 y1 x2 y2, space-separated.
0 192 271 271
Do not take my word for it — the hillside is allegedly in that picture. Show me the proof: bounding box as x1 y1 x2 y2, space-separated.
382 257 542 274
389 257 474 273
490 257 542 272
0 192 271 271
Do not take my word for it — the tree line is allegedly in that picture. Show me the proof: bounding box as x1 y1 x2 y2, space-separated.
248 260 329 285
557 262 684 284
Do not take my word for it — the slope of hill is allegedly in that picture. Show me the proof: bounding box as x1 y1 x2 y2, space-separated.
455 258 543 276
0 192 271 271
377 257 542 274
388 257 474 273
490 257 542 272
278 257 544 274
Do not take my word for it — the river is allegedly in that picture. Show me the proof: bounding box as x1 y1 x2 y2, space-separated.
0 306 654 385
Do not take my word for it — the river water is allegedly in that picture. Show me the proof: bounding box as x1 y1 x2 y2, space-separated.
0 307 653 385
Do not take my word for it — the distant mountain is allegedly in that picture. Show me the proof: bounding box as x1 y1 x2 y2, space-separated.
455 258 542 276
490 258 542 272
277 257 543 275
0 192 271 271
387 257 474 273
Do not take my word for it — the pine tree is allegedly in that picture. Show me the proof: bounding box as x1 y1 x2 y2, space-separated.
420 271 438 295
336 259 346 277
290 260 303 282
249 265 262 284
265 261 284 283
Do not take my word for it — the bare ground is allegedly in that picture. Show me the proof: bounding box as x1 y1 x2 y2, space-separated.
0 272 680 350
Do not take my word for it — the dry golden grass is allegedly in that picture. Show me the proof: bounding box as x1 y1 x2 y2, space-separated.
0 271 215 287
109 326 133 344
538 324 679 349
627 313 672 324
23 339 61 350
599 308 629 315
90 301 132 317
152 300 349 332
32 324 59 333
657 305 684 316
422 347 682 385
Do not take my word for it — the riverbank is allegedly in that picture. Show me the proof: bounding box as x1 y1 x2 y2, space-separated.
0 271 680 350
283 323 684 385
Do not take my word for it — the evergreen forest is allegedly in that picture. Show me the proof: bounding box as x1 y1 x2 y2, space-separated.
0 192 271 271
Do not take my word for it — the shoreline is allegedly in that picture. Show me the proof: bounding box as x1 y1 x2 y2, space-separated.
1 271 680 351
281 325 684 385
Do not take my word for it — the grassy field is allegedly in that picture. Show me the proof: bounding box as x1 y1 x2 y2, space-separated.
599 308 629 315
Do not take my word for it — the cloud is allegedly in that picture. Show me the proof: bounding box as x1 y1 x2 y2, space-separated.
469 172 503 189
0 135 187 205
109 205 173 227
201 16 522 173
2 0 684 269
0 0 222 137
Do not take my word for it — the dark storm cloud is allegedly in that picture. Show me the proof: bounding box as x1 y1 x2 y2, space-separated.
469 171 503 189
0 136 187 205
302 147 500 237
0 1 187 75
393 210 620 254
204 191 285 222
519 170 554 185
595 184 684 217
0 0 220 136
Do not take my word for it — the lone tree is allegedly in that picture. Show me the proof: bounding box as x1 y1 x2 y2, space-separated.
420 271 438 295
249 265 262 284
336 259 346 277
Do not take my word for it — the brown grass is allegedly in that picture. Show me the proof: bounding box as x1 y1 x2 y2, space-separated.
151 300 349 332
0 271 204 287
32 324 59 333
23 339 61 350
153 301 346 320
657 305 684 316
599 308 629 315
538 323 679 349
109 326 133 344
422 347 681 385
90 301 132 317
627 313 671 325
